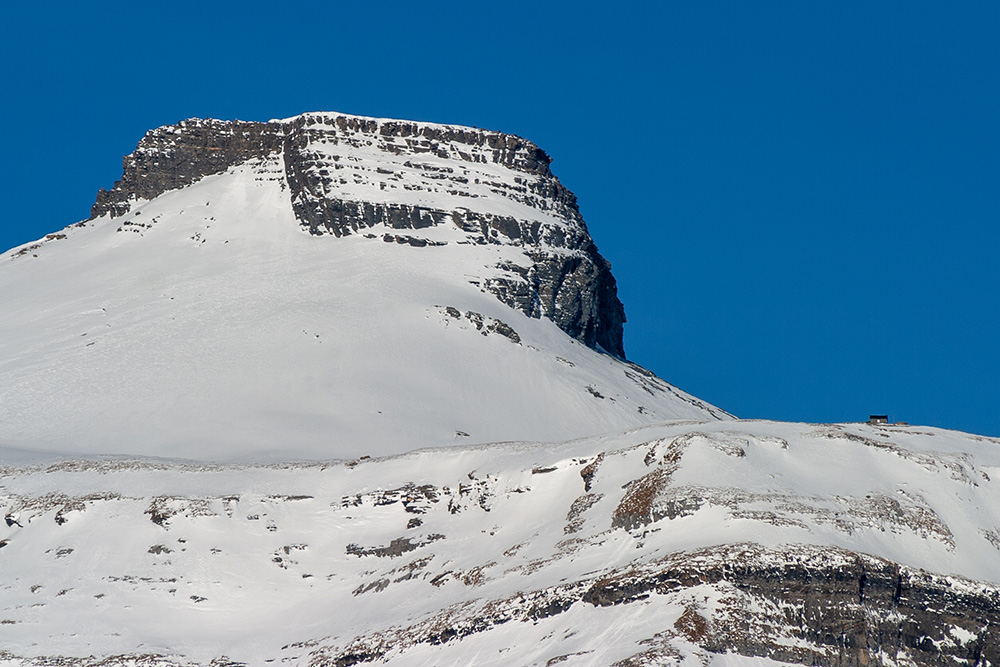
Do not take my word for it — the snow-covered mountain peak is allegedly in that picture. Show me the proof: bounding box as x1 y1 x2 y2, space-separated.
90 112 624 356
1 114 729 461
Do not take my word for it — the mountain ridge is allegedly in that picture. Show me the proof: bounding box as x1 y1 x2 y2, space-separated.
0 419 996 666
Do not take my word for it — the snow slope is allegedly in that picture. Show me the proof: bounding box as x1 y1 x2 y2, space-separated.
0 143 725 461
0 420 996 665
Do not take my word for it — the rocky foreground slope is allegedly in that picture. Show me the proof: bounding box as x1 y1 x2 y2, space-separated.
0 420 998 666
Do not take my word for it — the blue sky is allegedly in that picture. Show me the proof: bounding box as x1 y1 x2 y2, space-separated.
2 1 998 436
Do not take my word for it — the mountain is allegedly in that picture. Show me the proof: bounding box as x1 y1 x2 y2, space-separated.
0 113 997 667
0 113 728 461
0 421 997 666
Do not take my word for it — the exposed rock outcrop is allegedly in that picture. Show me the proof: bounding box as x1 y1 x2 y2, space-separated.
91 118 283 219
317 543 999 667
89 113 627 357
582 543 999 667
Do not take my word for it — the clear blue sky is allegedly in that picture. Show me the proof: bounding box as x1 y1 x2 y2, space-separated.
2 1 998 436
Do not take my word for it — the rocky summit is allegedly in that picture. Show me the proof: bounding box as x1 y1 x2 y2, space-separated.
91 114 626 358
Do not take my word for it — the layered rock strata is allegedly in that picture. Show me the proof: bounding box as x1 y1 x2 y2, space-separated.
90 114 627 357
321 544 999 667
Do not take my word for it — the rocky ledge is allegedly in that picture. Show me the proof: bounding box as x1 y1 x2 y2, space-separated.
314 543 998 667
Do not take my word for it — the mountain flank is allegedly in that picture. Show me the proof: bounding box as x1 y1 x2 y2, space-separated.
0 112 727 460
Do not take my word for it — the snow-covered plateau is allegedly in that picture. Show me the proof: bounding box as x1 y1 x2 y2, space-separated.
0 113 997 666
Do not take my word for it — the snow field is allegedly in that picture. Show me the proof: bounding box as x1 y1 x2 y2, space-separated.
0 419 996 663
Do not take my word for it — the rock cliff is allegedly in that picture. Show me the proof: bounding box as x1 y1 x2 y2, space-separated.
90 113 627 358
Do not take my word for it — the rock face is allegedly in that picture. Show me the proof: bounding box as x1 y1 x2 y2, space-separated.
318 544 1000 667
581 544 999 667
90 113 627 357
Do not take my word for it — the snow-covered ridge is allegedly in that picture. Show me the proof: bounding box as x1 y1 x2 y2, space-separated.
274 110 517 133
0 420 996 666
